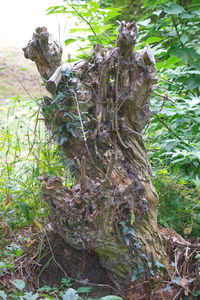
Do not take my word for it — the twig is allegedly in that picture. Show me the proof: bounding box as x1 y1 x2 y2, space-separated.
66 0 102 44
152 91 175 103
154 114 189 146
114 58 128 149
172 288 183 300
171 16 184 48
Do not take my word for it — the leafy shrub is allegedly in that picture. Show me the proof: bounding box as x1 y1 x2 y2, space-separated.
0 278 122 300
136 0 200 179
153 169 200 237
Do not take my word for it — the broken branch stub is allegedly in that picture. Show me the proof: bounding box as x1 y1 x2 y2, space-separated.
117 21 138 57
23 27 62 80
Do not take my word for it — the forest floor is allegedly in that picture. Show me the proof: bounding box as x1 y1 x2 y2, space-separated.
0 44 43 101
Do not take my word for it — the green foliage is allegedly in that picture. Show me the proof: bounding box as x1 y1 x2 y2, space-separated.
99 0 144 21
0 97 71 230
46 0 122 58
137 0 200 180
153 168 200 237
0 278 122 300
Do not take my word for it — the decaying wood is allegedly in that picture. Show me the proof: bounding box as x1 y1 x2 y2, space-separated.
46 64 64 94
23 26 62 80
24 23 172 296
46 60 87 94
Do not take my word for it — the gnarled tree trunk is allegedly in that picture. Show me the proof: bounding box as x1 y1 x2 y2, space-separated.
23 23 171 297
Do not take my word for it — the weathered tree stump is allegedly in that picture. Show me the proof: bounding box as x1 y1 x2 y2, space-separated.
24 22 171 297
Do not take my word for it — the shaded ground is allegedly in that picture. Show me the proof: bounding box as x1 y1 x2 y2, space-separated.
0 44 44 101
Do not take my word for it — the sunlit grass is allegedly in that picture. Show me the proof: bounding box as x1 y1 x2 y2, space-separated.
0 96 69 229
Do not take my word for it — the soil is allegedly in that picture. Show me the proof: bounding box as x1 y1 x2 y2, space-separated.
39 232 116 298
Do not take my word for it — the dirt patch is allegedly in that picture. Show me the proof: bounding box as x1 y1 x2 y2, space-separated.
0 226 117 298
0 45 44 101
39 232 115 297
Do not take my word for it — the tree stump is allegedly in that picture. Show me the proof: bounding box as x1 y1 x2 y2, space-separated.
23 22 171 296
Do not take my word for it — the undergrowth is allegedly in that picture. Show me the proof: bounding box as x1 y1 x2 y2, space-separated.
0 96 70 231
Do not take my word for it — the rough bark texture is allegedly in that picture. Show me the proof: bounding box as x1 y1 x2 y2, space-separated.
24 23 170 296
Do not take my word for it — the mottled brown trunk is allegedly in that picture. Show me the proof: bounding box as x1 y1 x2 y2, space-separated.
23 23 170 295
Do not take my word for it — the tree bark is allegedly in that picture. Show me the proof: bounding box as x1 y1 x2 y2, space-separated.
23 23 171 295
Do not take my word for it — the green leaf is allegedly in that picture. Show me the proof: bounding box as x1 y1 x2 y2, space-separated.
0 262 7 275
155 260 165 268
11 279 26 291
40 295 56 300
131 262 144 281
76 287 92 293
163 285 173 291
67 127 77 137
18 202 31 221
60 136 68 145
62 288 79 300
165 56 183 68
145 37 163 44
180 13 193 19
38 285 52 292
185 76 200 89
137 19 151 27
24 292 39 300
100 296 123 300
103 11 121 22
172 277 181 285
164 4 185 15
61 278 72 287
89 1 99 12
0 291 7 300
153 10 162 16
180 34 188 44
64 39 77 46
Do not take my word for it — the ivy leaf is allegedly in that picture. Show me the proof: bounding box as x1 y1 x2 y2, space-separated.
132 262 144 281
68 127 77 137
172 277 181 285
40 295 55 300
60 136 68 145
11 279 26 291
0 291 7 300
23 292 39 300
163 285 172 291
62 288 79 300
155 260 165 269
0 262 7 275
100 296 123 300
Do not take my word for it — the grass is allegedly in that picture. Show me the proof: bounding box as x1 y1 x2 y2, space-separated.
0 45 44 101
